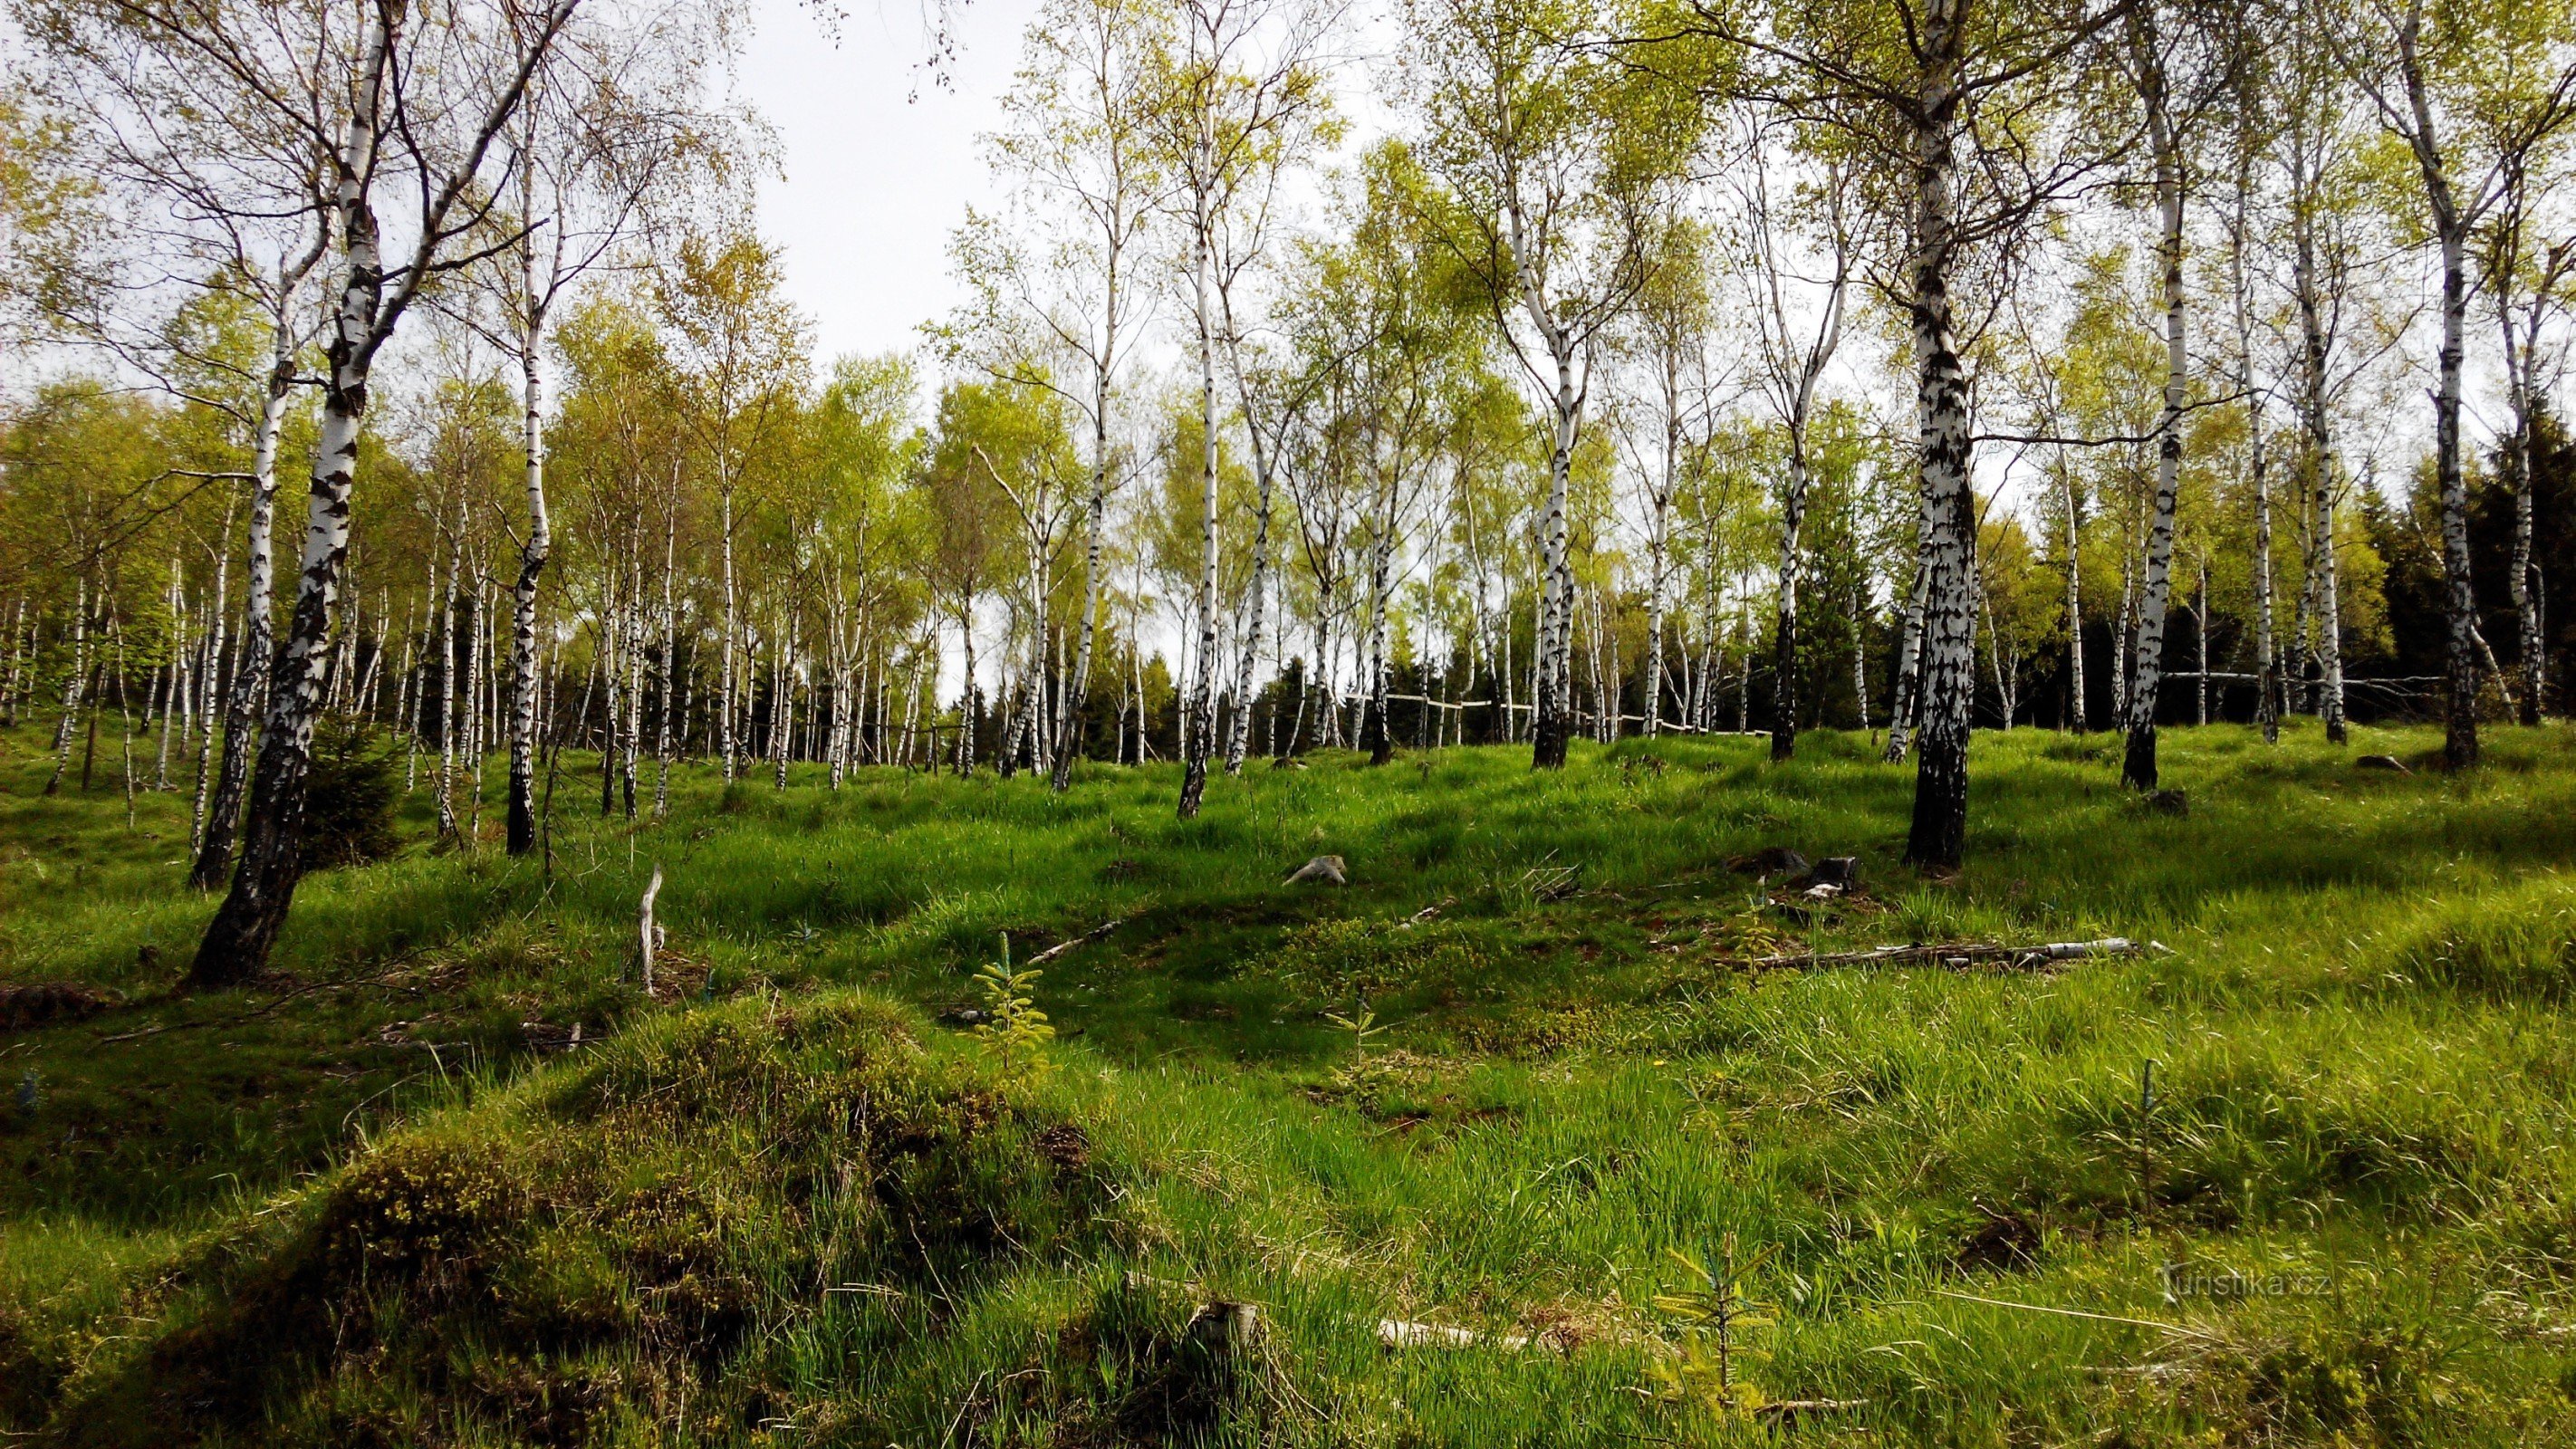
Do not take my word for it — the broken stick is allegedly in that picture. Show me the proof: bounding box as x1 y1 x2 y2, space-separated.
1743 937 2139 972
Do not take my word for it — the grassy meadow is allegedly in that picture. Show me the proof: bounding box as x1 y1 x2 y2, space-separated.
0 719 2571 1445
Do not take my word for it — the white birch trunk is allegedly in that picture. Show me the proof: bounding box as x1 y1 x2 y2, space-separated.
2122 24 2187 791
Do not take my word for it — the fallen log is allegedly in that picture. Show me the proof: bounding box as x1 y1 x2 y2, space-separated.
1757 1398 1870 1417
1027 917 1127 966
1743 937 2142 972
1376 1318 1533 1351
1395 897 1455 929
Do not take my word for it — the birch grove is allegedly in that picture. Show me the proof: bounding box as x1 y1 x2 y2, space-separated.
3 0 2572 964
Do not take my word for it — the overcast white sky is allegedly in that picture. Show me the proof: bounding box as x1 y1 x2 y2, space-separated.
738 0 1053 365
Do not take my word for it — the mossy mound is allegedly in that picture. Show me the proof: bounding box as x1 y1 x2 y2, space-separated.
43 994 1114 1447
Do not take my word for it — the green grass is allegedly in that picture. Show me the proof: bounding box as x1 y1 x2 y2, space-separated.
0 718 2572 1444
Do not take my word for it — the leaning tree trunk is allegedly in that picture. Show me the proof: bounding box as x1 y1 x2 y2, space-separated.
195 13 394 985
1904 14 1977 869
2122 53 2187 792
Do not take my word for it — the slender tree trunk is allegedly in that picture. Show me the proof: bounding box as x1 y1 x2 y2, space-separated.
624 559 644 814
1531 354 1581 770
1225 431 1276 773
655 507 677 817
1644 500 1668 738
154 559 179 790
2195 556 2210 726
2290 136 2346 743
2432 216 2478 768
956 604 978 775
508 281 550 854
719 483 739 780
190 334 301 886
1363 524 1396 765
1055 422 1110 792
1772 447 1809 760
437 544 463 840
43 581 89 797
1851 579 1872 729
2312 466 2345 741
2508 364 2542 724
1886 556 1927 761
2123 38 2187 792
2232 150 2279 744
1177 143 1222 818
2061 461 2087 733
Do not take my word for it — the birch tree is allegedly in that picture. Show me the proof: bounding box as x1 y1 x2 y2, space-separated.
1409 0 1702 770
2334 0 2576 770
2476 93 2575 726
1690 0 2133 867
1607 220 1718 739
2118 0 2230 790
1733 126 1851 761
659 230 810 782
485 0 742 854
1161 0 1341 817
11 0 345 886
954 0 1168 792
193 0 586 985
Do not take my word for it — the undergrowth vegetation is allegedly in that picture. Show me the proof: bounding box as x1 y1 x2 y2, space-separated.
0 720 2572 1445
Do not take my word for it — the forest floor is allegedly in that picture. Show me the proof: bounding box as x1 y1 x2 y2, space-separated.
0 719 2571 1446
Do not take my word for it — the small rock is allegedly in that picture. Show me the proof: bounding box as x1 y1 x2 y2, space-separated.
2148 790 2188 816
1286 854 1347 886
937 1006 988 1027
1731 846 1810 878
1798 856 1860 891
1033 1122 1091 1171
2356 754 2411 772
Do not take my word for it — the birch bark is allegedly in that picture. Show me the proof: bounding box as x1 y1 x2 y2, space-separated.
1903 3 1978 868
2121 12 2187 791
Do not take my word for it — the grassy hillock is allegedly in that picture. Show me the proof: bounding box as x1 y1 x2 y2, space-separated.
0 721 2572 1445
